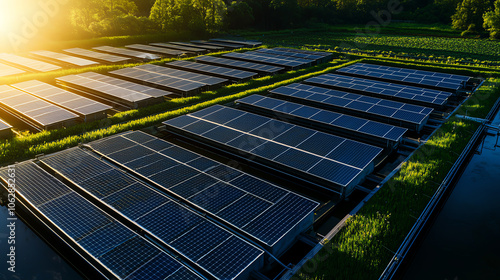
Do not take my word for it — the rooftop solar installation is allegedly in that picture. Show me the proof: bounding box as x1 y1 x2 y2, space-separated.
0 162 204 280
30 50 99 67
254 48 323 63
236 94 407 148
63 48 132 64
41 147 264 280
165 60 258 82
0 53 61 72
304 73 452 108
87 130 319 256
135 64 228 90
222 52 308 70
108 67 205 96
92 46 161 60
164 105 383 196
77 71 178 99
0 62 25 77
191 40 245 49
245 51 314 66
269 83 433 133
170 41 225 51
337 63 472 92
209 39 262 47
125 44 185 57
11 80 111 122
195 56 284 75
150 42 207 55
56 75 163 109
0 85 79 130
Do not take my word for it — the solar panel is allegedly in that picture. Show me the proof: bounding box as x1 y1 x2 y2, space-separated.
56 74 163 109
0 162 203 280
194 56 284 75
11 80 111 122
108 67 206 96
273 47 334 59
209 38 262 47
125 44 185 57
191 40 245 49
0 62 25 77
163 105 383 196
304 73 452 108
254 48 323 63
88 130 318 255
236 94 407 147
245 51 314 66
165 60 258 82
0 53 61 72
76 72 177 99
0 118 12 138
0 85 79 130
63 48 131 64
92 46 161 60
30 50 99 67
337 63 471 91
222 52 308 70
41 147 264 280
150 43 207 55
135 64 228 89
269 83 433 133
170 41 224 51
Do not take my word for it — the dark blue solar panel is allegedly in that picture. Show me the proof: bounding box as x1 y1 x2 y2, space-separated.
125 253 183 280
142 139 174 151
226 134 266 151
229 174 288 203
78 222 135 257
308 160 359 186
251 141 290 159
217 194 272 228
348 100 374 111
189 182 246 213
202 125 244 143
107 145 155 163
250 119 294 140
149 165 200 187
367 105 398 117
292 106 321 118
332 115 368 130
203 106 243 123
392 110 427 123
326 141 380 169
358 121 392 137
225 113 270 132
274 149 320 170
169 174 218 198
124 153 166 169
205 165 243 181
309 110 342 123
160 146 199 162
137 158 179 177
183 120 218 134
78 169 136 198
186 157 219 171
272 126 313 146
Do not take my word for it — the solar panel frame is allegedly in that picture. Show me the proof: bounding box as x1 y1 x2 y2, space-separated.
0 53 61 72
0 162 204 280
88 131 319 255
304 73 451 108
63 48 132 64
92 46 161 60
236 94 407 148
194 56 284 75
165 60 258 82
125 44 186 57
269 83 433 132
30 50 100 67
11 80 111 122
222 52 308 70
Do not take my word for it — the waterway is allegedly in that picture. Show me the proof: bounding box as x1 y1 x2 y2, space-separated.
402 112 500 279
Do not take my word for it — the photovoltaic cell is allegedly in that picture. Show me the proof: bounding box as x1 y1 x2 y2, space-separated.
195 55 284 75
93 46 161 60
135 64 228 88
150 42 207 55
0 62 25 77
165 60 258 81
0 53 61 72
222 52 308 70
209 38 262 47
126 44 185 57
170 41 224 51
245 51 314 65
30 50 99 67
63 48 131 64
254 48 323 63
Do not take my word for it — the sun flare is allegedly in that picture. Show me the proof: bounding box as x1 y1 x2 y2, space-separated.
0 2 23 36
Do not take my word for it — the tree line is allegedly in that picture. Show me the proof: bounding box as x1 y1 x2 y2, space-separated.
66 0 500 39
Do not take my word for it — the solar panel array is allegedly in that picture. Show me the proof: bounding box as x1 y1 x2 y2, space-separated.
92 46 161 60
0 162 204 280
210 39 262 47
269 83 433 132
88 131 318 255
166 60 258 81
192 40 245 49
63 48 131 64
11 80 111 122
273 47 333 58
195 56 284 75
41 147 264 280
77 72 177 99
150 43 207 55
30 50 99 67
254 48 323 63
109 67 205 96
126 44 185 57
236 94 407 147
135 64 228 89
304 73 452 107
0 62 25 77
0 53 61 72
0 85 79 130
170 42 224 51
245 51 313 66
164 105 383 195
56 74 163 109
222 52 308 70
0 119 12 136
337 63 471 91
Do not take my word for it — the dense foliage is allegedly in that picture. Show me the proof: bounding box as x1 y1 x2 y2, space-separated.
483 0 500 38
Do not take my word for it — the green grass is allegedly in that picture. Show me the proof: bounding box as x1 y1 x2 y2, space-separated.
294 78 500 280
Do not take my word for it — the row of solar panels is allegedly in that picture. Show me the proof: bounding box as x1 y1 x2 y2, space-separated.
0 38 262 77
0 130 319 280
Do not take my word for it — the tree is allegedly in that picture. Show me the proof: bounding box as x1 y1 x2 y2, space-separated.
227 1 254 29
451 0 494 32
483 0 500 38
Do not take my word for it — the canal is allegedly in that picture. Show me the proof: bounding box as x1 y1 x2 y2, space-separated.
402 112 500 279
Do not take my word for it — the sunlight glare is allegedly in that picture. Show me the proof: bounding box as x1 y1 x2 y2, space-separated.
0 2 23 35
